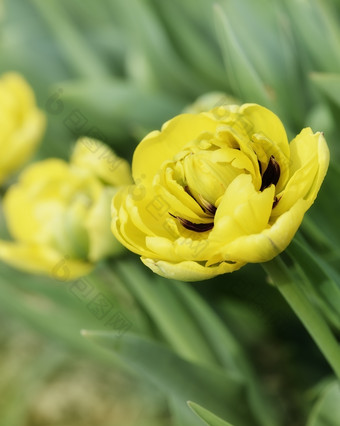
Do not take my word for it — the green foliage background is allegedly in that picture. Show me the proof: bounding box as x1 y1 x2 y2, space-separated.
1 0 340 425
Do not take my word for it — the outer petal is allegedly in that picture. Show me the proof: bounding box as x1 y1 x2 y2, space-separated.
86 187 124 262
111 187 157 258
133 113 218 184
71 138 133 186
0 110 46 184
0 241 92 280
272 129 329 217
239 104 290 158
209 174 275 246
0 73 46 184
221 199 309 263
141 257 244 282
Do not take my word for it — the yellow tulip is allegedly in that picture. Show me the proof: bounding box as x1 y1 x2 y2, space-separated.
111 104 329 281
0 72 46 185
0 138 132 280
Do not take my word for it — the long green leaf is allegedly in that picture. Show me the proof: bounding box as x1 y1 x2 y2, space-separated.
82 330 260 426
287 238 340 329
188 401 234 426
307 381 340 426
58 79 185 142
214 4 271 105
172 280 280 426
115 260 219 366
311 73 340 107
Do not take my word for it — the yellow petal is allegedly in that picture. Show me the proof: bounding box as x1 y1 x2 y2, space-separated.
239 103 290 158
86 187 124 262
111 187 156 258
0 241 92 280
272 129 329 217
210 174 275 245
141 257 244 282
0 73 45 184
221 199 308 263
133 113 218 184
71 138 133 186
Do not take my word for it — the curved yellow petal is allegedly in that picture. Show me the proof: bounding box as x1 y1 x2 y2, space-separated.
222 199 308 263
133 113 218 184
0 110 46 183
0 72 46 184
111 187 157 258
141 257 244 282
0 241 92 280
71 138 133 186
86 187 124 262
273 129 329 217
210 174 275 245
239 103 290 158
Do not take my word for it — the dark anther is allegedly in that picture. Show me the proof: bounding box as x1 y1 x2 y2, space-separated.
197 194 217 215
273 196 281 208
169 213 214 232
260 156 280 191
185 186 216 215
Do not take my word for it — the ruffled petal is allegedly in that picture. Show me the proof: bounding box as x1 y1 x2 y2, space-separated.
221 199 309 263
272 129 329 217
133 113 218 184
0 241 92 280
210 174 275 246
141 257 244 282
71 138 133 186
239 104 290 158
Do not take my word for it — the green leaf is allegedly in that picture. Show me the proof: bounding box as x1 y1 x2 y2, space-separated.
108 0 210 97
213 4 271 105
31 0 110 79
285 0 340 72
153 1 226 88
58 80 185 142
311 73 340 107
172 281 280 426
188 401 234 426
287 238 340 329
169 396 205 426
82 330 260 426
308 381 340 426
116 260 219 366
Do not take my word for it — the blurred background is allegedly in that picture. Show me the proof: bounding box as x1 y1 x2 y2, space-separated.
1 0 340 425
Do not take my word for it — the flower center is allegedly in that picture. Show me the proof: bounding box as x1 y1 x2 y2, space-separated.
169 151 281 233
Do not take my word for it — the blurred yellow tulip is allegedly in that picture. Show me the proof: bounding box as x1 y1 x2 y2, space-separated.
0 138 132 280
0 72 46 185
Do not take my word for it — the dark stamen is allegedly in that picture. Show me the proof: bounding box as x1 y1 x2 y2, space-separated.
169 213 214 232
273 196 280 208
197 194 217 215
260 156 280 191
185 186 216 215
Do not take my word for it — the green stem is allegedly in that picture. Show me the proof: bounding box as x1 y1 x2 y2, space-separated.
262 256 340 379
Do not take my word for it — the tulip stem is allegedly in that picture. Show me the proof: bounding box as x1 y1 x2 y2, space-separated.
262 256 340 379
